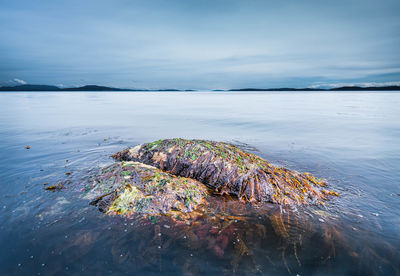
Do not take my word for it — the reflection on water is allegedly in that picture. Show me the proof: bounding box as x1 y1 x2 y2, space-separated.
0 91 399 275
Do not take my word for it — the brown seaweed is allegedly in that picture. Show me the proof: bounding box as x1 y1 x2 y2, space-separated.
113 138 338 205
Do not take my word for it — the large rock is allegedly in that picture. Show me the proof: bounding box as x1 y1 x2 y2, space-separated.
113 139 337 205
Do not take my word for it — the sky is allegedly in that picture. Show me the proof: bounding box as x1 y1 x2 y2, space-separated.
0 0 399 89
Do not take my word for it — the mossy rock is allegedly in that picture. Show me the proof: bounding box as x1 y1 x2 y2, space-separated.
113 139 337 205
85 161 209 218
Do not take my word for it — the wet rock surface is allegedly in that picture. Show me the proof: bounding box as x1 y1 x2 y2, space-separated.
85 161 209 219
113 139 338 205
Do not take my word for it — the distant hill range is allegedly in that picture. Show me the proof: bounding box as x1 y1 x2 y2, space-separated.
0 84 195 92
228 86 400 91
0 84 399 92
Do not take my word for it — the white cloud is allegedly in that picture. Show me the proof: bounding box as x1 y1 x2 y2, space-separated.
13 78 27 85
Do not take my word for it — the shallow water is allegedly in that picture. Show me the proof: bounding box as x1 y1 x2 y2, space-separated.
0 91 399 275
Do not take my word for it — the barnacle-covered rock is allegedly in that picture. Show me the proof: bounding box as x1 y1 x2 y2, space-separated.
113 139 337 205
85 161 209 219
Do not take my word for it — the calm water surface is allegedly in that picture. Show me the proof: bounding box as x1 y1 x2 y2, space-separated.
0 91 399 275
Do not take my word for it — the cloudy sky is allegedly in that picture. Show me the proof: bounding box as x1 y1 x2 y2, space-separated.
0 0 399 89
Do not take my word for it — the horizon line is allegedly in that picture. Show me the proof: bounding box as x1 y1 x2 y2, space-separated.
1 83 400 92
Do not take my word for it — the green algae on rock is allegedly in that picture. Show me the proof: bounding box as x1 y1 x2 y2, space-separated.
85 161 209 218
113 139 338 205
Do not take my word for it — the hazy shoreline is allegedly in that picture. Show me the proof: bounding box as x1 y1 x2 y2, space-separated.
1 84 400 92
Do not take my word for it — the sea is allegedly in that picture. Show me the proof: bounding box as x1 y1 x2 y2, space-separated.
0 91 399 275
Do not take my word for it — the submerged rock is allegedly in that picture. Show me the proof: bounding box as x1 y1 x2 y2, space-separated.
83 138 338 220
85 161 209 218
113 139 337 205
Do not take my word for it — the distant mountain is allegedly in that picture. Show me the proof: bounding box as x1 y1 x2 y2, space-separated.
61 85 128 91
0 84 61 91
1 84 399 92
329 86 400 91
0 84 197 92
0 84 125 91
229 86 400 91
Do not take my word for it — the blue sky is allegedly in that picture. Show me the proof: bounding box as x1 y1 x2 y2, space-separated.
0 0 399 89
